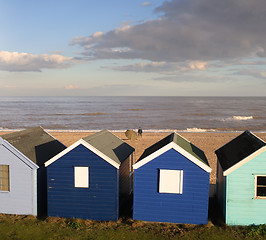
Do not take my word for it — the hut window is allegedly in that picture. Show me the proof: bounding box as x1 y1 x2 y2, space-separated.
74 167 89 188
0 165 9 191
255 176 266 198
159 169 183 194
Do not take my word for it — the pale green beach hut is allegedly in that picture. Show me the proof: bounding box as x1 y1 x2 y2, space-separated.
216 130 266 225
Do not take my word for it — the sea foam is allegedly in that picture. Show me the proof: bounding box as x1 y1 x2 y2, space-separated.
232 116 253 120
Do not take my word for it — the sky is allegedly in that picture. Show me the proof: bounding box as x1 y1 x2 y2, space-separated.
1 0 266 96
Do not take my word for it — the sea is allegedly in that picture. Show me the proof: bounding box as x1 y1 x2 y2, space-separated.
0 96 265 132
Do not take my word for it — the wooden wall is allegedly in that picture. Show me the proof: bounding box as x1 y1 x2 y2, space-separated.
133 148 210 224
47 144 119 221
0 143 37 215
225 151 266 225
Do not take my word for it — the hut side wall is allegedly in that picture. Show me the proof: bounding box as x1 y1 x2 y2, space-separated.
216 161 226 217
0 145 37 215
47 144 119 221
226 151 266 225
133 148 210 224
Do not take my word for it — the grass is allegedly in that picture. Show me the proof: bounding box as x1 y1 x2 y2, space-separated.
0 199 265 240
0 214 265 240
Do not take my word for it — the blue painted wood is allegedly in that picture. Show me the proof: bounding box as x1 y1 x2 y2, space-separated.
225 151 266 225
133 149 210 224
47 144 119 221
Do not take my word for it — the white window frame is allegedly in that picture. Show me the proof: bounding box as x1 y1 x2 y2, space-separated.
159 169 183 194
74 166 89 188
0 165 10 192
255 175 266 199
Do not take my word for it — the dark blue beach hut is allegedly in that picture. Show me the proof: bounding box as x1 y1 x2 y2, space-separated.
45 130 135 221
0 127 66 216
133 132 211 224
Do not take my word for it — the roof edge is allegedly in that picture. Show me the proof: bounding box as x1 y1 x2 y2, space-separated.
223 145 266 176
45 139 120 169
133 142 212 172
0 137 39 169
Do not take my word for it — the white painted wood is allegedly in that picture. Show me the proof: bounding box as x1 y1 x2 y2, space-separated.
159 169 183 194
74 167 89 188
133 142 211 172
45 139 120 169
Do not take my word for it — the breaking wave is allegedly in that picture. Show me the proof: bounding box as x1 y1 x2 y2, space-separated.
232 116 253 120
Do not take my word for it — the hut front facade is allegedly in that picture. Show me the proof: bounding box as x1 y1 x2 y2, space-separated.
216 130 266 225
45 130 134 221
133 132 211 224
0 137 38 215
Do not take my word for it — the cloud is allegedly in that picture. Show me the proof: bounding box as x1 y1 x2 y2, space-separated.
0 51 78 72
105 61 208 72
65 84 79 90
72 0 266 66
141 2 151 7
233 69 266 80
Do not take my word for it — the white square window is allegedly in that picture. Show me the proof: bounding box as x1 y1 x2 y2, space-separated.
74 167 89 188
255 175 266 198
159 169 183 194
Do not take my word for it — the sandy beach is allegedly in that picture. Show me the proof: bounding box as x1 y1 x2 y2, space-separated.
1 130 266 184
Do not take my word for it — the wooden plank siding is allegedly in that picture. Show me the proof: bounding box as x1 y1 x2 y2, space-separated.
133 149 210 224
225 151 266 225
0 144 37 215
47 144 119 221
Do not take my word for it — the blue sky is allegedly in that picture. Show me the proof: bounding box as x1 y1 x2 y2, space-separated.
1 0 266 96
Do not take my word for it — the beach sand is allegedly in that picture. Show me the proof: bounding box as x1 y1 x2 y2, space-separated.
1 131 266 184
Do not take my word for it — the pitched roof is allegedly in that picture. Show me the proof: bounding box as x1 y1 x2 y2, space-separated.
2 127 66 166
0 137 38 170
134 132 211 172
45 129 135 168
82 129 135 165
215 130 266 172
138 132 209 166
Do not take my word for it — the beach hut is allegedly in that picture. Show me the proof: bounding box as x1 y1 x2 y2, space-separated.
216 130 266 225
45 130 135 221
1 127 66 216
133 132 211 224
0 137 38 215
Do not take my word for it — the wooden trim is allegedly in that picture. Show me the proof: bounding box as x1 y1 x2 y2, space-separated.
133 142 211 172
45 139 120 169
224 146 266 176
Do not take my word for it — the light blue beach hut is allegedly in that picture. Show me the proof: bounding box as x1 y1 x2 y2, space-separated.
0 137 39 215
133 132 211 224
216 130 266 225
0 127 66 216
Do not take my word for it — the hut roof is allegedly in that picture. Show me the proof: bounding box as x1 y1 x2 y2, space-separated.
215 130 266 172
137 132 209 166
2 127 66 166
82 129 135 165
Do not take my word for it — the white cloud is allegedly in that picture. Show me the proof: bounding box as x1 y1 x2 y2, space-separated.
0 51 77 72
141 2 151 7
106 60 208 73
188 61 207 70
65 84 79 90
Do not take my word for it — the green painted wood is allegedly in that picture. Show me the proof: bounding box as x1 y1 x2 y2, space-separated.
226 151 266 225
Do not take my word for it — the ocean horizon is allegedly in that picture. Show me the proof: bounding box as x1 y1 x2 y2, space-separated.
0 96 265 132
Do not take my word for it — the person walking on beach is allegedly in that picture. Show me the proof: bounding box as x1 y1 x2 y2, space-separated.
138 127 143 138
